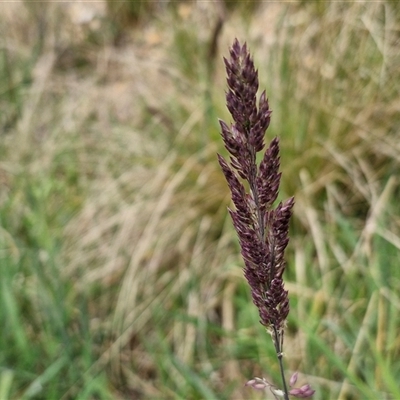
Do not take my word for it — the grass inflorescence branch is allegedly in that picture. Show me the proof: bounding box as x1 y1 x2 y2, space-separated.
218 39 314 399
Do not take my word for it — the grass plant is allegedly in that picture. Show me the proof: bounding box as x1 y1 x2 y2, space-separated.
1 1 400 399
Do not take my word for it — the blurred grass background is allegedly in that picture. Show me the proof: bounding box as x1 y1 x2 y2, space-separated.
1 1 400 399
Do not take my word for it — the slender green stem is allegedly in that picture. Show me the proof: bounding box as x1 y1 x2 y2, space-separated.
272 325 289 400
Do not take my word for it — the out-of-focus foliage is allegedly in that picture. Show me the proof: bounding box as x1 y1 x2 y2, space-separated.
1 1 400 399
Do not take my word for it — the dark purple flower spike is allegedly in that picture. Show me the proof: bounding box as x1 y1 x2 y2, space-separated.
218 39 314 399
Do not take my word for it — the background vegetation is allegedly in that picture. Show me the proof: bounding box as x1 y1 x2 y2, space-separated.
1 1 400 399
